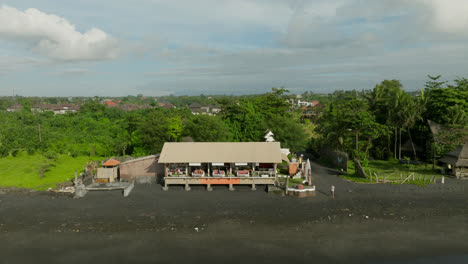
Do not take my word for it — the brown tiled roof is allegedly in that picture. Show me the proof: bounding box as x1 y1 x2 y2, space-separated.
102 158 120 167
104 101 117 106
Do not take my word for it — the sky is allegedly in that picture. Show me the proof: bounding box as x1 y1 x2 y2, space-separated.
1 0 468 97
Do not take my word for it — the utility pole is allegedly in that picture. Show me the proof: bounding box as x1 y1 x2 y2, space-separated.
38 123 42 143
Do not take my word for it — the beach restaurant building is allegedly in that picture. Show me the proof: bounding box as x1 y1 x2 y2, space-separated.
158 142 282 191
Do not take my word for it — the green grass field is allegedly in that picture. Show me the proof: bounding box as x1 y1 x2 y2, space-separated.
343 159 442 185
0 152 99 190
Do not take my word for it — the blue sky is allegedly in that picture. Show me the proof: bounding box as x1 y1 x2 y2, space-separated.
1 0 468 96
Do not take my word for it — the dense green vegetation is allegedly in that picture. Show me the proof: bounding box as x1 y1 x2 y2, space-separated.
1 75 467 189
314 76 468 163
0 88 306 159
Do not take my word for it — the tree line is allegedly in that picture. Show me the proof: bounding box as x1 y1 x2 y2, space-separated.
314 76 468 163
0 88 306 158
0 75 467 164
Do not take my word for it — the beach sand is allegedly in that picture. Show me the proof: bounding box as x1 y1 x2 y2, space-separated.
1 162 467 264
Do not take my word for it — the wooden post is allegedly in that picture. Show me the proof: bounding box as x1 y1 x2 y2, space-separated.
164 164 168 178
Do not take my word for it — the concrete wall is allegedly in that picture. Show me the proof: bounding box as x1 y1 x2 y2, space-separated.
120 157 164 183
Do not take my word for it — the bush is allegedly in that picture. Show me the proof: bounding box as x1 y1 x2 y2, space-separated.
44 151 58 161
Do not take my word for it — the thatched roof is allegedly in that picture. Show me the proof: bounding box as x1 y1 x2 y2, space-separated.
401 139 424 152
439 143 468 167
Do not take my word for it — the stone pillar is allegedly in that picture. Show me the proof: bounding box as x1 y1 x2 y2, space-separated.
185 178 191 191
162 180 169 191
229 183 235 191
251 182 256 191
207 184 213 191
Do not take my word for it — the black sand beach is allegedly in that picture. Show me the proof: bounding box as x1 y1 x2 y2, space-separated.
1 162 468 264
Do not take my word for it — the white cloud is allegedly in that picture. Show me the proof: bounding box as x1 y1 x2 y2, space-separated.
0 5 120 61
426 0 468 34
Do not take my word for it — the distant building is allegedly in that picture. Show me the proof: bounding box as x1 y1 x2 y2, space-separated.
49 104 80 114
188 103 220 115
188 102 203 114
102 100 117 107
157 102 175 109
6 104 23 112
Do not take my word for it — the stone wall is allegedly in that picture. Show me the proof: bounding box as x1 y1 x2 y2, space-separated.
120 156 164 183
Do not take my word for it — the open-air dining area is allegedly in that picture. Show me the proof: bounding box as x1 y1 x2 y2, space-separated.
159 142 282 191
165 162 276 178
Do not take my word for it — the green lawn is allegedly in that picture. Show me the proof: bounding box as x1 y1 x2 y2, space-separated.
343 159 442 185
0 152 99 190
